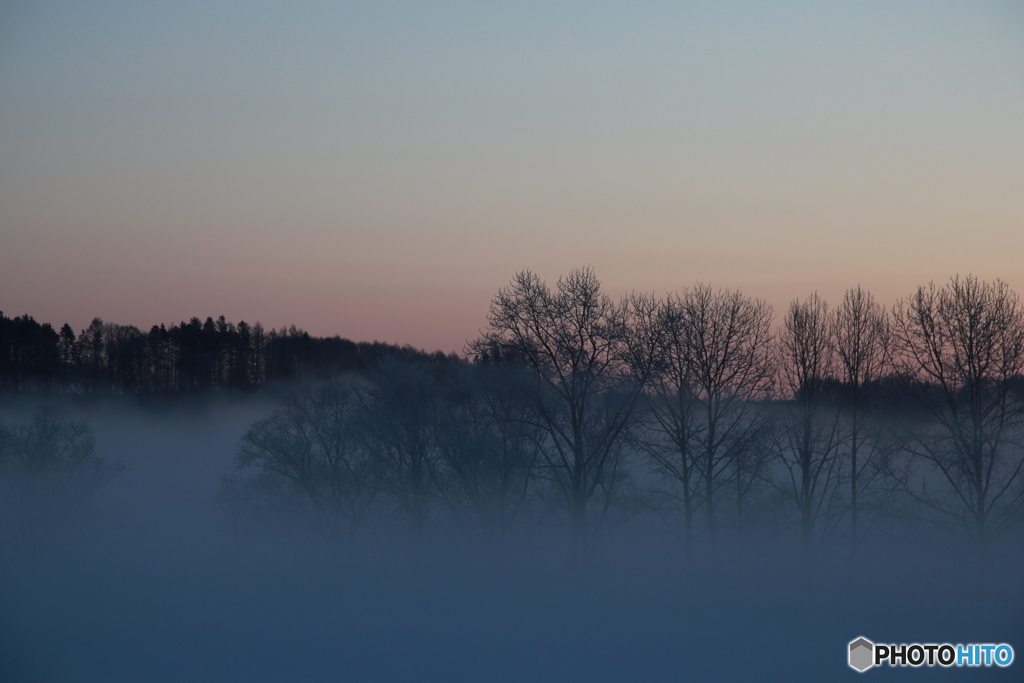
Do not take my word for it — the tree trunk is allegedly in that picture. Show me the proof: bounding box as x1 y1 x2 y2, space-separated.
705 416 717 543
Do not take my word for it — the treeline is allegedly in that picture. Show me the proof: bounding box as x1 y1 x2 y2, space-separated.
0 313 457 394
218 270 1024 560
5 270 1024 560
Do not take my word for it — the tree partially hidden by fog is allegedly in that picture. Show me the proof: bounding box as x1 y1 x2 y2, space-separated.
467 268 663 561
433 363 542 544
832 286 891 560
888 276 1024 556
222 383 382 542
774 293 843 554
221 359 547 549
356 358 443 543
638 285 775 547
0 407 123 554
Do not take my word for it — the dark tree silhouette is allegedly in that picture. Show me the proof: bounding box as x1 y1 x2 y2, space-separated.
469 268 662 560
0 313 61 391
222 383 383 541
0 406 123 553
0 310 457 395
888 276 1024 556
434 363 542 544
638 295 703 545
775 293 842 554
675 285 774 543
356 358 443 542
831 286 890 558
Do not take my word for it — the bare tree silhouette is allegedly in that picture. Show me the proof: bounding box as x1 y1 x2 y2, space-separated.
775 293 842 555
468 268 661 561
434 363 542 544
223 383 383 542
832 286 890 559
0 406 123 554
888 276 1024 557
356 358 442 544
677 285 774 544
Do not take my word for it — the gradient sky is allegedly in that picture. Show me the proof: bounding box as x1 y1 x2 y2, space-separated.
2 1 1022 352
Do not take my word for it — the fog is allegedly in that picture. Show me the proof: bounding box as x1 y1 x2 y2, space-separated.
1 395 1021 682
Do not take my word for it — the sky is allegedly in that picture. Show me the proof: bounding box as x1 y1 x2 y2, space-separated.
1 0 1022 352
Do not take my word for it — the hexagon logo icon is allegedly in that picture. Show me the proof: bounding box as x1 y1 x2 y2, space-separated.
849 637 874 672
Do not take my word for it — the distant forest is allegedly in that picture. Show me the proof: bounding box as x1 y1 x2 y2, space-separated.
3 271 1024 558
0 312 458 394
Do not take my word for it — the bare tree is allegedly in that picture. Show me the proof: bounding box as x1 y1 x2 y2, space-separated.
434 363 542 544
889 276 1024 555
640 294 703 546
223 383 382 541
0 406 123 552
776 293 842 553
678 284 774 543
832 286 890 557
468 268 661 560
729 417 774 540
357 358 441 543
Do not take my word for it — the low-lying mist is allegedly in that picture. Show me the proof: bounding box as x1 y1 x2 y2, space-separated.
1 393 1021 682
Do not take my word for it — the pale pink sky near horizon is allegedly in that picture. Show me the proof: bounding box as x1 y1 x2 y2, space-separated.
2 1 1023 353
